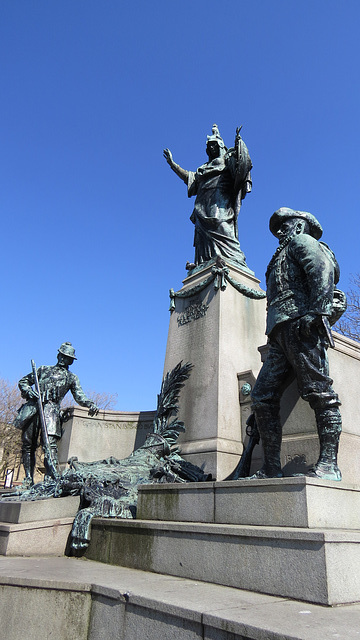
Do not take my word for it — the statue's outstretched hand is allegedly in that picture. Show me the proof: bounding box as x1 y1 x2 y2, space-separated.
88 402 99 416
163 148 173 166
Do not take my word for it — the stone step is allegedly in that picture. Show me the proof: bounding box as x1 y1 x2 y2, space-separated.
1 555 360 640
0 517 74 556
137 476 360 529
0 495 80 524
85 517 360 606
0 495 80 557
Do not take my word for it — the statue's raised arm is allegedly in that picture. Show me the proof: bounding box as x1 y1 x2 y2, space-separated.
163 148 189 184
163 124 253 271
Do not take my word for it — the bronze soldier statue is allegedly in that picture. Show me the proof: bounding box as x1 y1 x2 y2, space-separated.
251 207 345 481
14 342 99 487
164 124 252 269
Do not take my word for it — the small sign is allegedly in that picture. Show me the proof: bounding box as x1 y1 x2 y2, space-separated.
4 468 14 489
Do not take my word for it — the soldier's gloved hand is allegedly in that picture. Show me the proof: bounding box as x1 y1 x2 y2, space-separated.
299 313 319 337
60 408 73 423
87 403 99 416
27 388 39 400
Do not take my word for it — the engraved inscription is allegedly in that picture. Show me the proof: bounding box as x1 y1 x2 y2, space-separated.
74 420 153 431
177 302 209 326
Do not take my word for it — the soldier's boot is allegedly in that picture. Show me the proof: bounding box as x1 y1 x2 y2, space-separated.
44 438 59 482
21 452 34 489
251 405 283 478
309 407 342 481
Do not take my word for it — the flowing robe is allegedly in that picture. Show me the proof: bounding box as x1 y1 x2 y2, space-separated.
187 149 251 266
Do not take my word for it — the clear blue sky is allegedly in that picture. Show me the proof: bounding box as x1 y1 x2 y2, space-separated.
1 1 359 410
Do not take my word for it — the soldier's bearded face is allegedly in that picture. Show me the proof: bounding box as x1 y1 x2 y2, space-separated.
276 218 301 243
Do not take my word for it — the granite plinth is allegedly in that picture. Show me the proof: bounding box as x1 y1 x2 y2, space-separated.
0 495 80 524
3 556 360 640
0 495 79 556
137 476 360 529
163 261 266 480
0 517 75 556
86 516 360 606
83 477 360 606
58 407 155 471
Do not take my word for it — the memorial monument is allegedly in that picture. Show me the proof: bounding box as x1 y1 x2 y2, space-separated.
3 124 360 639
163 124 266 478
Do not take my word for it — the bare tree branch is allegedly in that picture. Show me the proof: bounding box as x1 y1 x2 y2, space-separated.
61 390 118 410
0 379 22 477
334 274 360 342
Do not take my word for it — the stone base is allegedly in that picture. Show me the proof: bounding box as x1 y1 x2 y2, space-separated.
3 557 360 640
163 260 266 481
0 517 75 556
0 495 80 524
86 516 360 606
137 476 360 529
58 407 155 471
178 437 243 481
84 478 360 606
0 496 79 556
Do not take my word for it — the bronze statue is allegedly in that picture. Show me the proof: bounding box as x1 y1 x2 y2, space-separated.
13 342 99 487
250 208 346 481
164 124 252 269
7 362 211 551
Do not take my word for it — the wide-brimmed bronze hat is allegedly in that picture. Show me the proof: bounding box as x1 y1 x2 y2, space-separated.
58 342 77 360
269 207 323 240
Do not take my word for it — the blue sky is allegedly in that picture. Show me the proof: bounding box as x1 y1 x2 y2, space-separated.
1 1 359 410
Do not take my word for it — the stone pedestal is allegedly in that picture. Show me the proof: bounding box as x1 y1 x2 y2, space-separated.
0 496 80 556
163 260 266 479
58 407 155 471
84 477 360 606
137 476 360 529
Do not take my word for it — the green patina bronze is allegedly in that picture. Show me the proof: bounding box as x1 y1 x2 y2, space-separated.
164 124 252 270
169 256 265 312
4 362 210 551
13 343 99 488
227 207 347 482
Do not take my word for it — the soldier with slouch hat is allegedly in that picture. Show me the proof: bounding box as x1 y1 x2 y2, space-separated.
14 342 99 487
251 207 346 481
